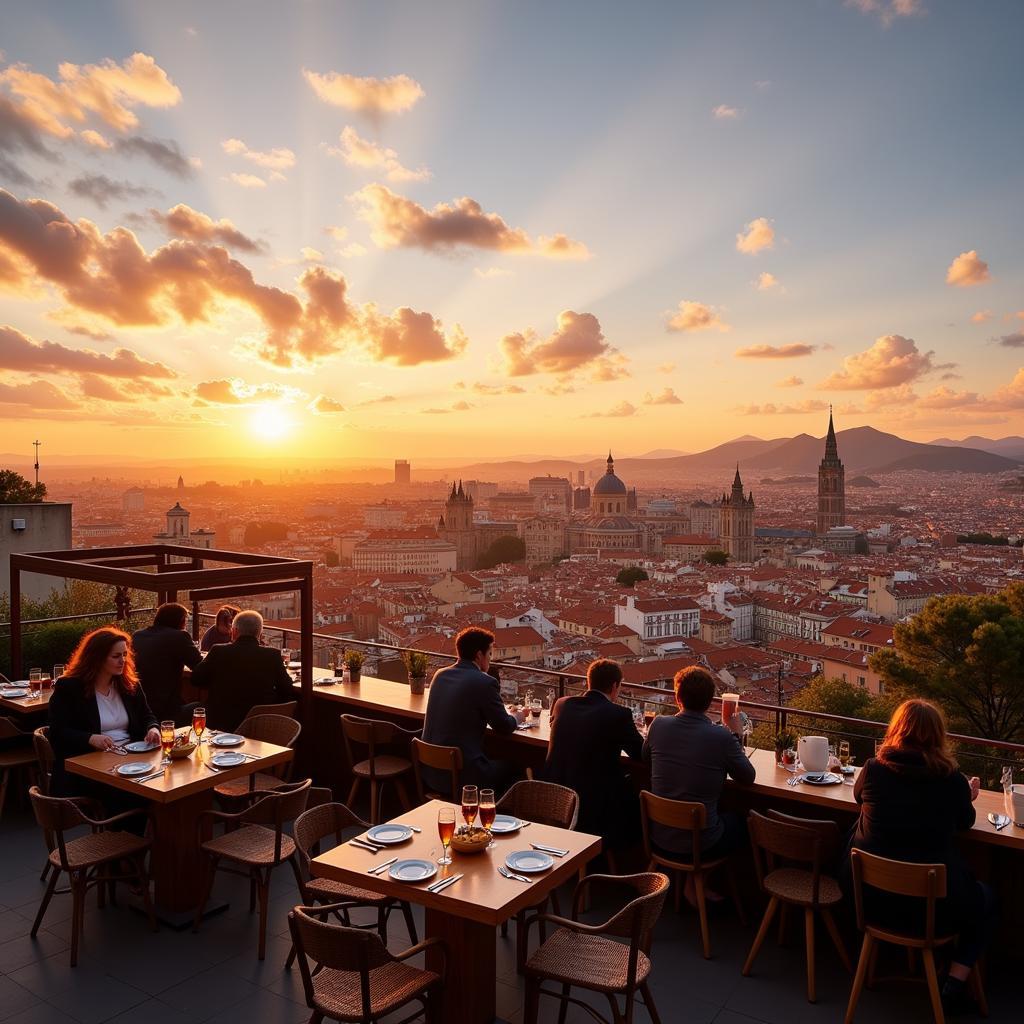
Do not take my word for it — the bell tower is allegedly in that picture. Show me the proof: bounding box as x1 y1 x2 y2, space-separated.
816 408 846 536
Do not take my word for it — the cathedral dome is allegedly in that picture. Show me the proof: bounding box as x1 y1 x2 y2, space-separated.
593 452 627 496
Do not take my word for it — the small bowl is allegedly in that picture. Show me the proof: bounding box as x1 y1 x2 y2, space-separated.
449 827 491 854
169 742 197 759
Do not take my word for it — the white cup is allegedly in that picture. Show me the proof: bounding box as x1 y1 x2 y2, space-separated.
1004 784 1024 827
798 736 830 775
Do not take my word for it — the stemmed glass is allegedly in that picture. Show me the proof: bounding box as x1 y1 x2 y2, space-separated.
437 807 455 865
479 788 496 848
28 668 42 699
461 785 479 830
160 720 176 766
192 706 207 745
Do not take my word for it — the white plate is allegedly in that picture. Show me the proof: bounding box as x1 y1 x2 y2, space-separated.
800 772 844 786
117 761 154 777
0 688 30 698
210 751 247 768
505 850 553 874
210 733 244 748
288 661 302 670
125 740 159 753
388 859 438 884
366 824 413 845
490 814 521 834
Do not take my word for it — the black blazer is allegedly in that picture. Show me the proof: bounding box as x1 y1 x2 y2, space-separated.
48 676 158 795
131 625 203 722
189 635 295 731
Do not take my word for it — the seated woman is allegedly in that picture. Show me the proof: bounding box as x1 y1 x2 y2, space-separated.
49 626 161 814
850 698 994 1014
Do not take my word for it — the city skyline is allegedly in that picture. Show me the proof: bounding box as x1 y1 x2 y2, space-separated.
2 0 1024 461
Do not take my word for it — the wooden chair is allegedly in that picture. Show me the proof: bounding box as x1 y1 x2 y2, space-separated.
28 786 156 966
193 778 311 959
639 790 745 959
410 737 462 803
213 713 302 804
742 810 851 1002
845 849 988 1024
341 715 417 823
246 700 298 718
0 717 37 821
523 872 669 1024
31 726 56 881
288 903 446 1024
285 801 418 970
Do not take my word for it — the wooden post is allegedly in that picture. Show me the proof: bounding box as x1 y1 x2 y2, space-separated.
300 571 313 721
10 562 21 679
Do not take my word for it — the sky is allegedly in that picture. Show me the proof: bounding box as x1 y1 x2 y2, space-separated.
1 0 1023 463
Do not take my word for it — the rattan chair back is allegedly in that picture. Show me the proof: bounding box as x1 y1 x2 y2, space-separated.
236 713 302 748
29 786 89 868
293 801 368 883
590 871 670 944
411 737 462 801
32 726 54 795
497 779 579 829
290 904 394 972
238 778 311 863
851 848 947 942
247 701 298 719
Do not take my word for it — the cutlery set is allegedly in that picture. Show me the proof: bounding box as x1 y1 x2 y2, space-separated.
426 873 462 894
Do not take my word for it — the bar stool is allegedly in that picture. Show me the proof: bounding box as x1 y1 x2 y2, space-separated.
341 715 418 824
410 737 463 802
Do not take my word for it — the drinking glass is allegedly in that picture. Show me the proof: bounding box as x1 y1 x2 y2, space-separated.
874 739 884 758
643 708 657 731
437 807 455 865
721 692 739 726
461 785 479 829
160 720 176 765
28 668 42 699
479 788 496 847
51 664 65 690
528 697 542 721
632 707 644 732
281 648 291 667
192 706 207 745
838 740 851 768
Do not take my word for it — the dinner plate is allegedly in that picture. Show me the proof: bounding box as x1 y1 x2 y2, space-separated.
505 850 553 874
799 772 844 786
210 751 247 769
366 824 413 845
210 733 244 748
288 661 302 670
388 859 438 884
489 814 521 834
0 688 30 698
840 765 856 776
116 761 154 777
125 740 159 753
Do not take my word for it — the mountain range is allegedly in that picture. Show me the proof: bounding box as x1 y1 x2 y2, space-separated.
930 435 1024 461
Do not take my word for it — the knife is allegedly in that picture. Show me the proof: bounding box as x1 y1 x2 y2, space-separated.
368 857 399 874
530 842 568 857
134 770 166 784
427 873 463 893
350 838 384 853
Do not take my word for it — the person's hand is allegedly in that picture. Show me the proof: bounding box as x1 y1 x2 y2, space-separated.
513 708 527 726
969 776 981 801
145 727 161 746
89 733 116 751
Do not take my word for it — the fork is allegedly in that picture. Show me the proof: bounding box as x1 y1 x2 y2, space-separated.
499 865 531 883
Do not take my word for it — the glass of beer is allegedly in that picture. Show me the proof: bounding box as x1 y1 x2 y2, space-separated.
838 740 851 768
160 720 176 765
479 788 496 847
437 807 455 865
192 706 207 745
28 668 42 699
461 785 479 829
721 692 739 726
50 664 65 691
643 708 657 732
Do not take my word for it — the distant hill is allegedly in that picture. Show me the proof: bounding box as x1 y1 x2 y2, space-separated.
636 449 689 459
868 447 1020 474
848 475 880 488
930 436 1024 461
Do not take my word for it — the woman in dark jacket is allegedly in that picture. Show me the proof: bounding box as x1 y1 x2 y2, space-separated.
49 626 160 801
850 699 993 1013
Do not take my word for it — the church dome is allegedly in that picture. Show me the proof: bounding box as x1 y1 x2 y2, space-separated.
593 452 627 496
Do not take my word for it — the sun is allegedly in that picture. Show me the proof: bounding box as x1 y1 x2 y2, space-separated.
249 404 294 441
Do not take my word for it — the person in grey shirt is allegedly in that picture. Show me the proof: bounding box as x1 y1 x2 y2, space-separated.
643 666 755 901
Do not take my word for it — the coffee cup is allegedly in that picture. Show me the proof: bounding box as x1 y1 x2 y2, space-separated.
798 736 829 775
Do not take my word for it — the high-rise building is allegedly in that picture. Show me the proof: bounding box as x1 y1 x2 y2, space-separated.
394 459 411 486
719 466 755 563
577 470 585 487
528 475 572 513
816 409 846 536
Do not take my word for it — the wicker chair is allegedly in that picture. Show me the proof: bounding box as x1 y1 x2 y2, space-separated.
0 716 37 821
213 713 302 805
289 903 446 1024
31 727 56 881
845 849 988 1024
28 786 156 966
742 810 851 1002
341 715 418 824
639 790 745 959
193 778 311 959
523 872 669 1024
285 801 418 970
246 700 298 718
410 737 462 803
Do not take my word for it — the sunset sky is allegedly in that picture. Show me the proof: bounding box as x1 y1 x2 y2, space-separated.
1 0 1023 462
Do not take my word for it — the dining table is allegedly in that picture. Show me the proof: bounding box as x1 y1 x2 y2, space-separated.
311 797 601 1024
0 686 53 716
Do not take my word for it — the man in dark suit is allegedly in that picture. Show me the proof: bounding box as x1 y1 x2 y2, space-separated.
189 610 295 730
422 627 523 793
132 602 203 724
545 659 645 849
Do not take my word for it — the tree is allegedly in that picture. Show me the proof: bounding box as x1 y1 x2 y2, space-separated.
322 549 340 567
704 549 728 566
870 583 1024 744
0 469 46 503
476 535 525 569
615 566 649 588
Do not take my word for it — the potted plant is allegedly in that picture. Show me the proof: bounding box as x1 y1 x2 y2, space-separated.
403 651 429 695
774 730 797 766
343 648 365 683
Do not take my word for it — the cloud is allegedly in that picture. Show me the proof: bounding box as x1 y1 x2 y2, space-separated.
357 394 396 407
657 361 676 374
0 377 78 409
303 70 425 116
820 334 934 390
350 183 589 258
68 174 154 209
997 330 1024 348
114 135 193 177
462 381 526 395
474 266 511 279
77 372 172 402
499 310 625 380
193 378 303 405
422 400 473 415
587 400 637 418
712 104 741 119
309 394 345 414
227 172 266 189
222 137 295 171
736 216 775 254
864 384 918 409
64 323 113 341
756 271 780 291
300 247 323 262
917 386 980 410
80 128 111 149
737 400 828 415
946 249 989 287
0 324 175 378
329 126 429 183
0 95 56 185
970 310 992 324
846 0 925 27
152 203 262 252
0 189 467 369
776 375 803 388
643 387 682 405
666 300 729 333
990 368 1024 409
735 342 815 359
324 225 348 242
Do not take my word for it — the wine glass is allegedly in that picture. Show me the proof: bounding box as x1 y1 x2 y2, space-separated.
461 785 479 830
838 740 851 768
281 648 291 667
51 664 65 691
738 711 752 754
479 788 496 848
437 807 455 865
192 706 207 745
160 720 176 766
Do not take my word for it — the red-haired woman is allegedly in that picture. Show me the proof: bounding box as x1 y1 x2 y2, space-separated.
49 627 160 798
850 699 994 1013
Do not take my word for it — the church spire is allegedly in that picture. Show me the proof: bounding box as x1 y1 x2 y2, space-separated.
606 451 615 474
824 405 838 460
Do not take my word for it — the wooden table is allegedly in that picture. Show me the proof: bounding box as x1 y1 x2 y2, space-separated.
0 688 52 716
67 736 293 924
312 798 601 1024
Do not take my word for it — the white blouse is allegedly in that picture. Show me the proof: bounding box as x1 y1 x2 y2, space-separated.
95 687 131 743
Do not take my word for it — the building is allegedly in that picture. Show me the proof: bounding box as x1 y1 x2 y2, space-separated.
689 500 719 538
866 573 982 622
518 516 568 565
816 409 846 536
488 492 539 517
718 467 755 563
528 475 572 514
573 486 591 511
567 453 646 554
615 594 700 641
463 480 498 503
352 528 457 574
437 482 520 569
122 488 144 512
152 503 216 549
394 459 411 486
662 534 719 563
363 503 406 529
0 501 73 602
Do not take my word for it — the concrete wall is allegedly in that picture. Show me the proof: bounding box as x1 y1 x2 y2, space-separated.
1 503 73 603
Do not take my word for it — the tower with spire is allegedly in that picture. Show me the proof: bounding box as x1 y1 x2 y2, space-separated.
816 407 846 536
719 465 755 562
438 480 477 569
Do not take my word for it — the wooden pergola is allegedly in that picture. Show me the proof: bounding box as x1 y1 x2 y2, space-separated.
9 543 315 712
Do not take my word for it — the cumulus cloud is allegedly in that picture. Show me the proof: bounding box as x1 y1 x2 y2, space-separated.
357 394 396 407
917 386 979 410
970 310 992 324
324 225 348 242
846 0 925 27
303 70 424 116
737 400 828 415
350 183 589 258
666 300 729 333
329 126 429 183
459 381 526 395
64 323 113 341
151 203 262 252
0 324 174 378
990 368 1024 409
80 128 111 149
222 137 296 171
474 266 511 279
309 394 345 414
0 95 56 185
657 361 676 374
587 400 637 418
712 104 741 119
735 217 775 254
227 172 266 189
499 311 626 381
0 189 467 369
820 334 934 390
776 375 803 388
68 174 154 209
735 343 815 359
756 271 780 291
422 400 473 415
864 384 918 409
114 135 193 177
946 249 989 287
643 387 682 405
193 378 303 405
0 377 78 408
997 330 1024 348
